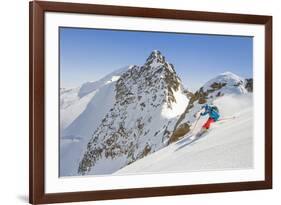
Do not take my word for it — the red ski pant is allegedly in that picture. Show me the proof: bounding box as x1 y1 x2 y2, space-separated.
203 118 215 129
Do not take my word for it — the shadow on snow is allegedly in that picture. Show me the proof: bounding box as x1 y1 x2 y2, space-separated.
174 132 208 152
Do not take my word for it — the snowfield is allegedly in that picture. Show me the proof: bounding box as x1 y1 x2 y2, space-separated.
115 94 253 175
60 82 117 176
60 67 128 176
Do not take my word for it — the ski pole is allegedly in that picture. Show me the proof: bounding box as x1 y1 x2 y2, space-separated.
191 115 200 134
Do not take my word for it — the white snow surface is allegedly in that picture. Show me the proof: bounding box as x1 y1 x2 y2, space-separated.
63 82 116 138
60 66 129 130
78 66 129 98
59 66 129 176
161 87 189 118
60 82 117 176
203 72 248 95
115 94 253 175
60 90 97 130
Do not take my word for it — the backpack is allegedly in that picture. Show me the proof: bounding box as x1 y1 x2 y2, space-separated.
211 105 219 113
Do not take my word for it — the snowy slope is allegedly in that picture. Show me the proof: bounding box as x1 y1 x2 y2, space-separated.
63 82 116 138
60 66 129 131
60 82 117 176
60 67 129 176
77 66 130 98
116 94 253 174
60 89 97 130
169 72 251 144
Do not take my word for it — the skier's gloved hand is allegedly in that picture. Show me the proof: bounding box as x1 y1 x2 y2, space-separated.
196 112 202 118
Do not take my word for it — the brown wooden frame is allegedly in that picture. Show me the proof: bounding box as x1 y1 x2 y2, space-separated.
29 1 272 204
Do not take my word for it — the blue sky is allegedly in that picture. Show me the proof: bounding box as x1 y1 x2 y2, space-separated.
60 27 253 91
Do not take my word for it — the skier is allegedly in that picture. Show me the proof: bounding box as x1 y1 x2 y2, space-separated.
197 104 220 136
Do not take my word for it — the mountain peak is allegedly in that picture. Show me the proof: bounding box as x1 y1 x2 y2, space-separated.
209 72 245 86
150 49 162 57
77 50 188 175
219 71 240 79
145 50 166 66
201 71 248 96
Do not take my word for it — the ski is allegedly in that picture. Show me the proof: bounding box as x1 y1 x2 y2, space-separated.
187 131 208 145
217 115 236 122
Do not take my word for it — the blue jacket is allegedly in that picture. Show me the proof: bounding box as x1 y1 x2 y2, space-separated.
200 104 220 121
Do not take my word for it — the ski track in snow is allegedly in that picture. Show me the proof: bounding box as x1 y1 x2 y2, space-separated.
115 94 253 175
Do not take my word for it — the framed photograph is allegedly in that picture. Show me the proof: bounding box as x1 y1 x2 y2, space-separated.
29 1 272 204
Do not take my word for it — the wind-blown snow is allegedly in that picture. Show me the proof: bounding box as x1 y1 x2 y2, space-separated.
115 94 253 174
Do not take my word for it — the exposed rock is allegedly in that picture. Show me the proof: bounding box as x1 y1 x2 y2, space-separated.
169 123 190 144
245 78 253 92
78 50 188 175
